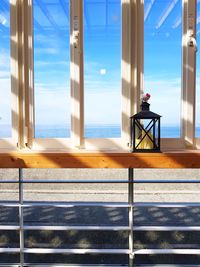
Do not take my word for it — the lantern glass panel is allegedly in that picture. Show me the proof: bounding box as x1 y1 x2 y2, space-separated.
135 119 154 150
133 117 160 151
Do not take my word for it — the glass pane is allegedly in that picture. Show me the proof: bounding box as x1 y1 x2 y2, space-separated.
134 119 159 150
144 0 182 137
196 3 200 136
0 2 11 138
33 0 70 138
84 0 121 138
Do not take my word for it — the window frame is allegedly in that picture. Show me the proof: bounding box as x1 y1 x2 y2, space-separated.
140 0 196 150
1 0 198 151
31 0 131 150
0 0 18 149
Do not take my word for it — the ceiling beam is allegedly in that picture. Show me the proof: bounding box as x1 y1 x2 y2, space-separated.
172 16 181 29
156 0 178 29
34 18 45 32
59 0 70 23
35 0 61 32
144 0 156 22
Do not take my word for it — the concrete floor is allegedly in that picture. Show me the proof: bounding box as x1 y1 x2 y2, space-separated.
0 168 200 202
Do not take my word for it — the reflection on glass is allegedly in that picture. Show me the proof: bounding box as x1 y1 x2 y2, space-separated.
0 2 11 138
34 0 70 138
144 0 181 137
84 0 121 138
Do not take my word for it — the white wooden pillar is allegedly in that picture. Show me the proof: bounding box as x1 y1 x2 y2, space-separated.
182 0 197 147
70 0 84 148
14 0 34 149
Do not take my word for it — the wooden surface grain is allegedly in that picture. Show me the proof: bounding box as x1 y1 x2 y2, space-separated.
0 150 199 168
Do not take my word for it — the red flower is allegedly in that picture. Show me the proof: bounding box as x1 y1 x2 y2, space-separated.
142 93 151 102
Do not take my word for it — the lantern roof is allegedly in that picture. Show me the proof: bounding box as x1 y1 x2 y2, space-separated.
131 101 161 119
131 110 161 119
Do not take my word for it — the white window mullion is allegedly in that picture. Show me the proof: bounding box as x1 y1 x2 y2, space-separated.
121 0 143 148
70 0 84 148
182 0 197 148
121 0 132 147
26 0 34 149
15 0 34 149
16 0 25 149
10 0 19 146
136 0 144 110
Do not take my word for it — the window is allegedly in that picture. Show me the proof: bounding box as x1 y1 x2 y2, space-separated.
84 0 121 138
144 0 182 138
0 0 198 150
0 1 11 138
33 0 70 138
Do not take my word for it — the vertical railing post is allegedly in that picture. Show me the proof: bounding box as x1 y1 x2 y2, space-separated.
19 168 24 267
128 168 134 267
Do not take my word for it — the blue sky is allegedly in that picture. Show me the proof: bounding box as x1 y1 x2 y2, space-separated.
1 0 200 137
0 0 11 133
33 0 183 131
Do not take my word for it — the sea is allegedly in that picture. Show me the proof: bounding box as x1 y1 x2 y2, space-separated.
1 124 199 139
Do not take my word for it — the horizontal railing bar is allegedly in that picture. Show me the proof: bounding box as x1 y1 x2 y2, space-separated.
134 249 200 255
24 201 131 208
0 180 131 184
1 265 197 267
135 202 200 207
23 266 124 267
133 266 200 267
0 248 20 253
134 202 200 207
4 201 200 208
0 265 197 267
0 201 131 208
0 203 19 207
134 226 200 231
0 225 19 230
134 180 200 183
1 179 200 185
23 248 130 254
2 225 200 232
0 180 18 183
23 226 130 231
3 201 200 208
23 180 131 184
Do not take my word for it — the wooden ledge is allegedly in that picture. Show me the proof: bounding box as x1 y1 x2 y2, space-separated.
0 149 199 168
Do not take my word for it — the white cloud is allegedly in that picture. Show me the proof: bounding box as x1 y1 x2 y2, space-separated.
144 77 181 126
35 85 70 125
85 91 121 124
0 78 11 124
35 60 68 67
35 47 59 55
0 51 10 69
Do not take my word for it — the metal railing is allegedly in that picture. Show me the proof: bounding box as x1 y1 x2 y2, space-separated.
0 168 200 266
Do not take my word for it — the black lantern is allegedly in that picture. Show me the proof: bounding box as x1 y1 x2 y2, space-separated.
130 101 161 152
